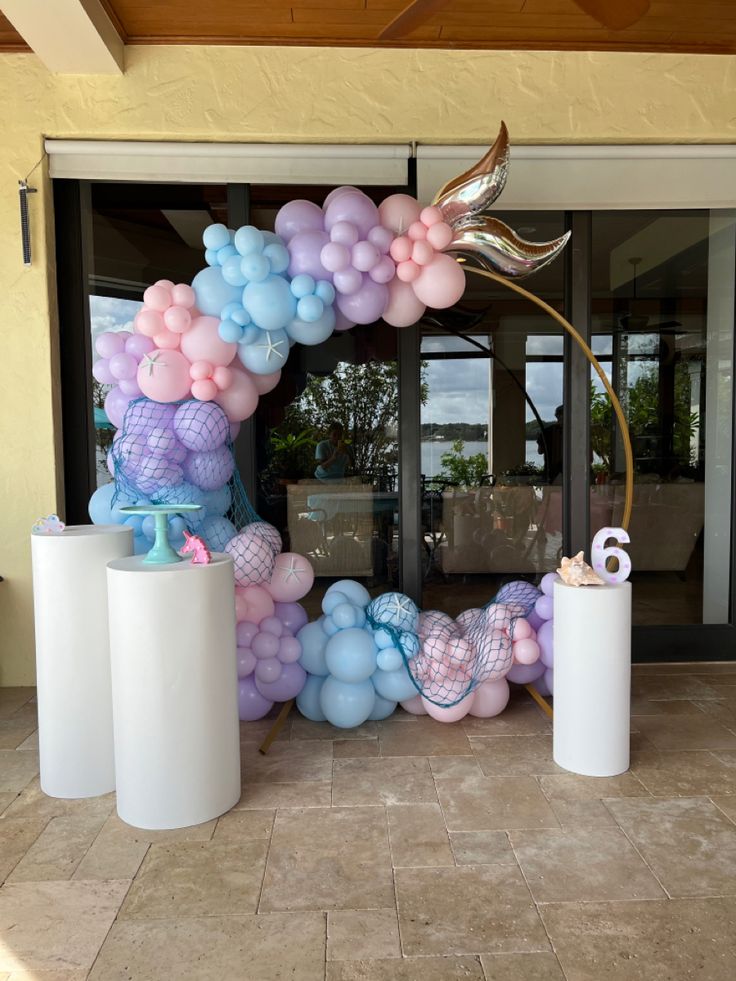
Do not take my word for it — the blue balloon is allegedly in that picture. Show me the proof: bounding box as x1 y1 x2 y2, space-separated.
241 253 270 283
320 677 375 729
332 602 358 630
204 248 219 267
296 673 327 722
238 328 290 375
368 693 397 721
222 254 248 287
201 515 237 551
88 482 117 524
315 280 336 306
219 318 245 343
243 275 297 332
367 592 420 632
325 628 377 683
322 590 349 615
326 580 371 608
372 665 418 702
285 307 335 346
201 485 231 517
290 274 315 299
217 244 237 264
399 631 420 659
261 230 284 247
203 223 230 251
122 514 145 536
191 266 242 318
376 647 403 672
297 619 330 676
133 533 149 556
156 481 205 529
234 225 265 256
263 243 290 274
297 295 324 323
373 627 395 650
323 615 340 637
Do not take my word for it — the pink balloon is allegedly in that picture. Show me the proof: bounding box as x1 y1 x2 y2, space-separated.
266 552 315 602
214 370 259 422
426 222 454 251
137 349 192 403
274 199 325 244
171 283 196 308
420 205 443 227
412 240 434 266
153 328 181 350
144 284 171 311
180 315 237 367
382 279 426 328
247 521 283 556
512 638 540 665
336 279 388 325
226 532 277 586
378 193 422 234
421 693 473 723
234 584 275 624
249 368 281 395
164 306 192 333
511 618 532 641
135 310 164 337
191 378 218 401
469 678 510 718
369 255 396 285
324 191 379 239
400 694 427 716
413 253 466 308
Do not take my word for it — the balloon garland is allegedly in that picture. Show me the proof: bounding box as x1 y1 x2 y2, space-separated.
89 121 633 726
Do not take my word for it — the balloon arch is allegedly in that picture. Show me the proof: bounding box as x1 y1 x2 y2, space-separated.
89 123 632 728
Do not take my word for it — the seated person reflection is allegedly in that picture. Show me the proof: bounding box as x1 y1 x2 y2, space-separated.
315 423 353 481
537 404 564 483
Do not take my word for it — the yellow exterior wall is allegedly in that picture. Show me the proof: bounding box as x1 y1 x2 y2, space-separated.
1 45 735 684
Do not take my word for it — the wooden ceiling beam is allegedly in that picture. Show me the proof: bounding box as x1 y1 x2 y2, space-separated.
2 0 123 73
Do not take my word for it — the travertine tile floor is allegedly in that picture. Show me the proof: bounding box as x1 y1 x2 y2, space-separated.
2 664 736 979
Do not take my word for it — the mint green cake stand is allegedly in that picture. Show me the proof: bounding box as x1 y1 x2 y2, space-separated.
119 504 203 565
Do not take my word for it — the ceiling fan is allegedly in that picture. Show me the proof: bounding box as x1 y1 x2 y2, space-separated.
379 0 651 40
614 257 682 333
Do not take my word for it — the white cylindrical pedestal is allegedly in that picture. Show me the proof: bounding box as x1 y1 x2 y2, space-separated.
107 555 240 830
31 524 133 798
553 580 631 777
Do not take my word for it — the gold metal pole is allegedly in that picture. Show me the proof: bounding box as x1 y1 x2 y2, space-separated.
259 699 294 755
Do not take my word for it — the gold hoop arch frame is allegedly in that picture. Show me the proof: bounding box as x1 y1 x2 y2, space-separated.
464 265 634 532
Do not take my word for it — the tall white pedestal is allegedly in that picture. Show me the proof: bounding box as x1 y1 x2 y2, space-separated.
553 580 631 777
107 555 240 830
31 524 133 798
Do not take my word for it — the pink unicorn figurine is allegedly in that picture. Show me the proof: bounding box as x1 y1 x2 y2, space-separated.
180 530 211 565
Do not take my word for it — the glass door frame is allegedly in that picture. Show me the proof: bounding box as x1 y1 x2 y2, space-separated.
54 180 736 662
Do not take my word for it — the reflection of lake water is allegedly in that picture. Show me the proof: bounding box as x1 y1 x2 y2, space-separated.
421 440 543 477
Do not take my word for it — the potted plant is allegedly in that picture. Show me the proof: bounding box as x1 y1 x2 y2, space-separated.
265 427 317 487
498 462 544 486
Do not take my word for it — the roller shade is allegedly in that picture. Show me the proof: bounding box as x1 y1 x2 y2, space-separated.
417 144 736 209
45 140 412 185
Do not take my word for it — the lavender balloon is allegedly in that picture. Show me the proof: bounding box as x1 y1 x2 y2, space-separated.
254 661 306 702
274 199 324 244
238 674 274 721
274 601 309 634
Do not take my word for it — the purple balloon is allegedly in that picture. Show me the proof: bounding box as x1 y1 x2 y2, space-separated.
543 667 554 694
126 400 177 435
278 635 302 664
174 401 230 452
104 385 132 429
95 331 126 359
287 230 331 281
332 308 356 333
540 572 558 597
93 358 115 385
254 661 306 702
534 594 554 622
537 619 555 668
274 199 325 244
252 631 280 659
324 191 380 239
506 660 545 685
237 647 257 678
274 601 309 634
323 185 360 210
367 225 394 254
333 266 363 296
526 610 545 632
229 421 241 441
255 657 282 684
336 279 388 325
118 377 142 397
125 333 155 359
183 446 234 491
238 674 274 721
237 621 259 647
259 616 283 638
109 352 139 381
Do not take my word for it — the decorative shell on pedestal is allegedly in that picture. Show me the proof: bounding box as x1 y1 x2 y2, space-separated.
557 551 605 587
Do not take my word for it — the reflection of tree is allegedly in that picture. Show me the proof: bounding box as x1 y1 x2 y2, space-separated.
283 362 401 486
591 363 699 475
93 380 114 477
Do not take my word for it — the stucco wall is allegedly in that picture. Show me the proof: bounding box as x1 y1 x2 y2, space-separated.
1 45 735 684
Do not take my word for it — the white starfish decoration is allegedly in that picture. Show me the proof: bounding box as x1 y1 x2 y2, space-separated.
141 351 164 376
278 556 303 582
388 594 413 621
256 333 287 363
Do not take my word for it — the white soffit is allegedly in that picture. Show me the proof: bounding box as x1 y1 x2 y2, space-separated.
45 141 412 185
2 0 123 75
417 144 736 209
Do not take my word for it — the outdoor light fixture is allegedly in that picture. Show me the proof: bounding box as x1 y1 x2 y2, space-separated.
19 179 37 266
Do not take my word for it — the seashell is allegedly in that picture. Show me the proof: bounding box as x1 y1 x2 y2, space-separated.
557 551 605 587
